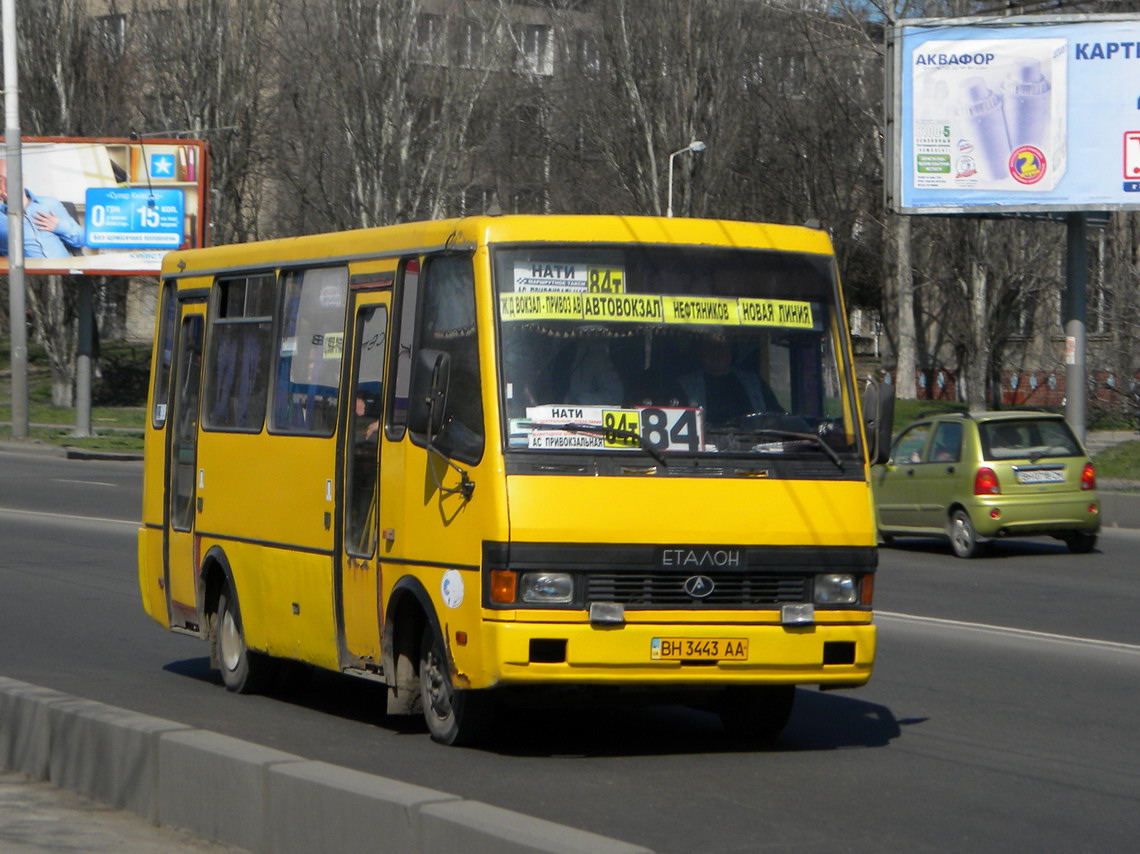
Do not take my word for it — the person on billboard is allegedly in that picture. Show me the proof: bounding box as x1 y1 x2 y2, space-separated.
0 157 84 259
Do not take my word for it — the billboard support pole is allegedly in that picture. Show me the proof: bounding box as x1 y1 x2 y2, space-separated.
3 0 28 440
1064 212 1088 443
72 277 93 438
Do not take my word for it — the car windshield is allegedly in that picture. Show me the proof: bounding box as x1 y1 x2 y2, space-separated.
980 418 1083 461
493 244 859 461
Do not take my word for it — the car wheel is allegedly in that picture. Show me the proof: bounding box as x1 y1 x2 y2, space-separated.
948 509 983 559
1064 532 1097 554
419 623 494 746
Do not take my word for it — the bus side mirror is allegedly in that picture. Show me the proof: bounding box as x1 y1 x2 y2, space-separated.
863 381 895 467
409 349 450 438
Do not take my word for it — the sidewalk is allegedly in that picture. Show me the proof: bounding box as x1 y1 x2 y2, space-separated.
0 773 246 854
1084 429 1140 455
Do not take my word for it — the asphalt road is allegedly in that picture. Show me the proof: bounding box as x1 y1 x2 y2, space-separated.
1 450 1137 854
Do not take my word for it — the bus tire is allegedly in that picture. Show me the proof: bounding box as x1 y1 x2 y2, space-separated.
215 588 274 694
718 685 795 740
419 623 493 746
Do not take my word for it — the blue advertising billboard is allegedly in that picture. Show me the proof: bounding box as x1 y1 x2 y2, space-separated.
85 188 186 249
888 14 1140 213
0 137 207 275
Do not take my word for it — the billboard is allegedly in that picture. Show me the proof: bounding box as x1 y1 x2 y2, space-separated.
0 137 207 275
887 14 1140 213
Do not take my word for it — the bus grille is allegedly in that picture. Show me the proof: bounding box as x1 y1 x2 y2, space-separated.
585 572 810 608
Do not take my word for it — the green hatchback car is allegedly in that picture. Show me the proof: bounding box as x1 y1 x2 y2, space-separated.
872 411 1100 558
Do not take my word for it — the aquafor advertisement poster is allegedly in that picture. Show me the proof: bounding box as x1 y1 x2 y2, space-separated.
888 14 1140 213
0 137 207 275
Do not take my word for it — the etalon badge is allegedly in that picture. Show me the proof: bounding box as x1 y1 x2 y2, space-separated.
682 575 715 599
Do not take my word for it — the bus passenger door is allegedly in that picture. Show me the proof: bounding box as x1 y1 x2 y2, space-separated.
165 305 206 630
337 295 389 669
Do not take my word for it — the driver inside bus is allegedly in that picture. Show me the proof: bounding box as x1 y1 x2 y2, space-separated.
565 338 623 405
679 337 779 424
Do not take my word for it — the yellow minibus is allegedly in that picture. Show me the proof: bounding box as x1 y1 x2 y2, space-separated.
138 215 893 744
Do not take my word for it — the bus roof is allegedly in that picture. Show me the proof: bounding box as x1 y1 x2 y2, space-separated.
160 215 835 280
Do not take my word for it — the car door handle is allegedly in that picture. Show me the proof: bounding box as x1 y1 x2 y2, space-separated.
945 466 955 474
906 469 915 476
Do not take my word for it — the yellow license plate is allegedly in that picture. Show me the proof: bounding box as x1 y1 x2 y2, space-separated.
650 638 748 661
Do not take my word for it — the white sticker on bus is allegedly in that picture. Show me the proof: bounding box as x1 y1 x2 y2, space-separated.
441 570 464 609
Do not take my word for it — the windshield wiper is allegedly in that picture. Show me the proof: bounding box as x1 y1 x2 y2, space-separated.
728 428 844 470
552 422 668 467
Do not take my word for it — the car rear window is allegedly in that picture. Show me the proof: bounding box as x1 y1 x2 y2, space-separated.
980 419 1082 460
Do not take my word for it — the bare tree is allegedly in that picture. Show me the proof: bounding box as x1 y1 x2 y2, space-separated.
564 0 762 217
10 0 135 404
125 0 282 244
273 0 517 233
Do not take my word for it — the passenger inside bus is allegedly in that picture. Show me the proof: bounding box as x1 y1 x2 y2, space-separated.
678 337 779 424
565 338 623 405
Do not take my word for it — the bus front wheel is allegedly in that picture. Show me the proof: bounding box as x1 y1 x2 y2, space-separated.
215 588 274 694
418 624 493 746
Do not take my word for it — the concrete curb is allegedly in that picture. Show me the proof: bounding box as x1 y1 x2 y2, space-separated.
0 676 653 854
0 439 143 461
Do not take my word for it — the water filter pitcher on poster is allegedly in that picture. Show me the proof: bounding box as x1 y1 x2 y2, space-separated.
912 38 1066 192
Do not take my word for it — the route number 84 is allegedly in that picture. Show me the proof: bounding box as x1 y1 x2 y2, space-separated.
602 407 701 453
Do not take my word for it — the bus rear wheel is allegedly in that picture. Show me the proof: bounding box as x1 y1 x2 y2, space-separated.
215 588 274 694
718 685 795 740
418 624 493 746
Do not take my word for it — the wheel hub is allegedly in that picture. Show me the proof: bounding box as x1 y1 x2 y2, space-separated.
219 608 241 672
424 648 453 718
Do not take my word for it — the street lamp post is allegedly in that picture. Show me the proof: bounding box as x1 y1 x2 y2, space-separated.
666 139 705 218
3 0 29 440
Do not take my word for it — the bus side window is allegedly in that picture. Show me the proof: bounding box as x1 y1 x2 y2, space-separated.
386 259 420 439
203 274 275 432
414 255 484 464
270 267 348 437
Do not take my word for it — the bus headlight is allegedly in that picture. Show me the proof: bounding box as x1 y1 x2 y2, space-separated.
520 572 574 604
814 574 857 605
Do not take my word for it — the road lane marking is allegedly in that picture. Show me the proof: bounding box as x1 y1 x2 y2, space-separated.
52 478 118 487
0 507 136 528
878 610 1140 655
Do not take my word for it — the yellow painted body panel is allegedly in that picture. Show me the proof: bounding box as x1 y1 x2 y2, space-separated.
207 537 340 670
506 475 876 547
138 290 177 628
195 432 335 552
476 620 876 688
159 216 835 281
341 555 381 663
137 525 164 624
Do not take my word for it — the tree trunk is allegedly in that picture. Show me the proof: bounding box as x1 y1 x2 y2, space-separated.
27 275 77 409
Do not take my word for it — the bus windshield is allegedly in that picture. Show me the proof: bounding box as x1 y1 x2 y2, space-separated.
494 244 859 463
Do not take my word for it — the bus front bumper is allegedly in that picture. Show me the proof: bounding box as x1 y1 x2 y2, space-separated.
466 615 876 690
